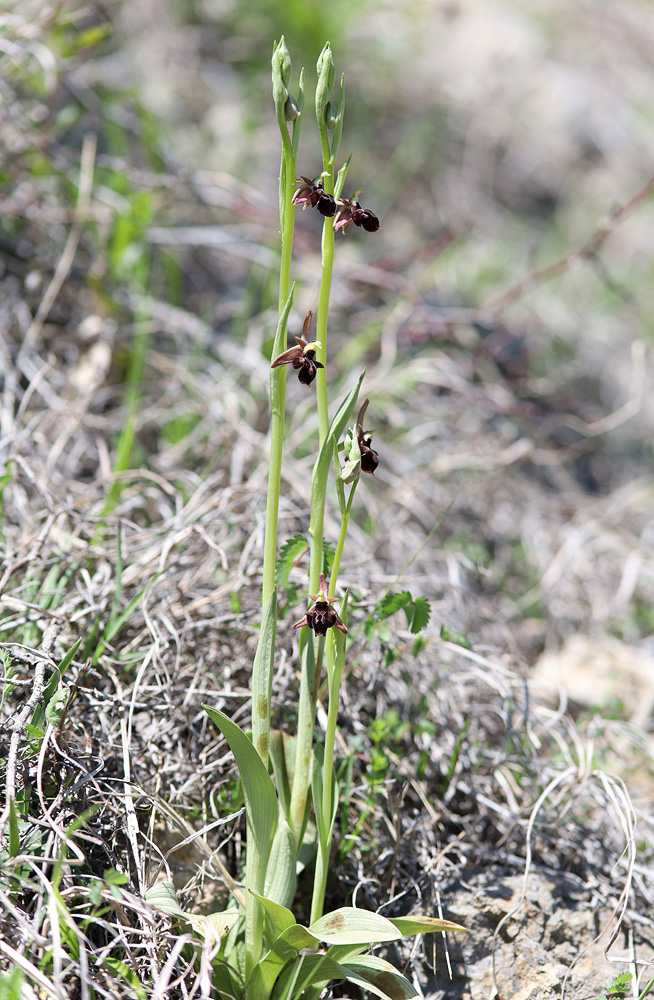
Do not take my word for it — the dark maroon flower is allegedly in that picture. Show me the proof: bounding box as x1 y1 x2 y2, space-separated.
292 572 348 636
292 176 336 218
351 206 381 232
271 311 324 386
334 195 381 235
357 398 379 474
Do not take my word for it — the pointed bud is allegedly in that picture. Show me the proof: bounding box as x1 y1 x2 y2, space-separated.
325 101 338 130
341 426 362 484
272 37 292 137
273 36 292 88
284 94 299 121
316 42 336 124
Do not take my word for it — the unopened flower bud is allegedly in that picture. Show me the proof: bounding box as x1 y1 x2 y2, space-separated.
325 101 338 129
273 36 292 88
284 94 299 121
341 427 362 484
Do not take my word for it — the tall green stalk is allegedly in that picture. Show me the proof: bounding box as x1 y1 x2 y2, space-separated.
310 43 345 595
262 38 304 609
248 37 303 969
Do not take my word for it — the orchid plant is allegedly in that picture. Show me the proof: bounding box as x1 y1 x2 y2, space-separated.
149 38 465 1000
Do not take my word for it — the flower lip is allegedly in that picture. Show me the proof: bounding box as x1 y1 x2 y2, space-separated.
292 176 337 217
291 572 348 635
351 206 381 232
270 311 324 386
333 195 381 235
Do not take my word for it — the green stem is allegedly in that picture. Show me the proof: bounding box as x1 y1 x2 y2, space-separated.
288 628 315 842
310 619 345 922
314 167 335 448
262 149 296 609
329 481 357 598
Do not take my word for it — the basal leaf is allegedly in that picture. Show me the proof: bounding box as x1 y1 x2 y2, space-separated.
309 907 402 946
263 815 297 909
145 880 187 919
388 915 467 936
341 954 417 1000
202 706 278 891
250 887 295 937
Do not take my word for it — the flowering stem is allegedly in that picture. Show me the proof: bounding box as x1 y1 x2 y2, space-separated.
310 601 347 923
262 156 296 609
314 182 335 451
329 480 357 598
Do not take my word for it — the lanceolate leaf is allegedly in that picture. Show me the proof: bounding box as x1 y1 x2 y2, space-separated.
248 919 320 999
272 954 345 999
309 907 402 946
263 816 297 909
249 889 295 938
341 954 417 1000
388 914 467 936
145 880 187 919
202 707 278 886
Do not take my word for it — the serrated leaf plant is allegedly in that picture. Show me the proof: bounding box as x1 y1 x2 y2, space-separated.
177 38 466 999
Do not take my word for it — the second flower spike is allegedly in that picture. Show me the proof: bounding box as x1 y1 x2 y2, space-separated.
271 310 324 386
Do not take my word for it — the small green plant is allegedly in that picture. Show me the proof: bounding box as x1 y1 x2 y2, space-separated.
144 37 461 999
595 973 633 1000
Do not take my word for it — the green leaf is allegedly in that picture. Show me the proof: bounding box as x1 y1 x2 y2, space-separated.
58 637 82 677
145 881 187 919
272 953 345 999
262 816 297 908
334 154 352 200
146 882 241 947
375 591 413 620
101 958 147 1000
341 954 417 1000
252 589 277 762
269 730 295 817
7 799 20 858
270 285 295 414
249 921 320 998
202 707 278 892
187 910 241 946
249 889 295 937
311 372 365 511
440 624 472 649
45 687 69 727
309 907 402 946
407 596 430 634
276 535 308 587
388 915 467 935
